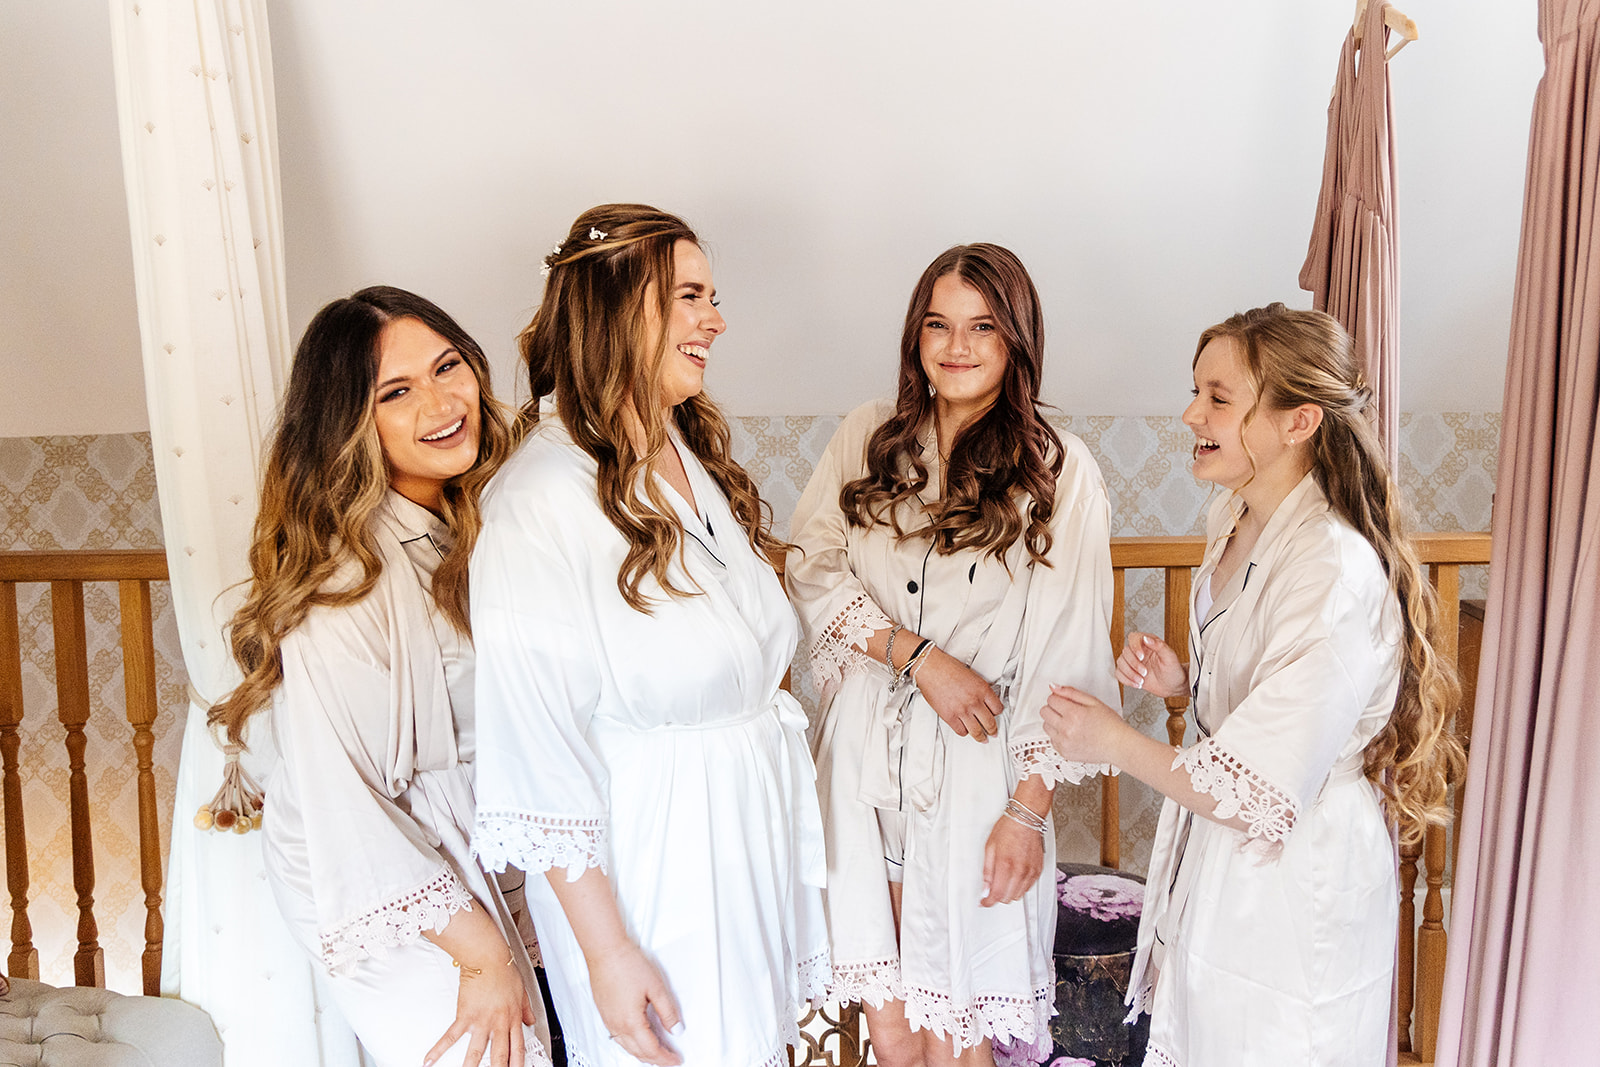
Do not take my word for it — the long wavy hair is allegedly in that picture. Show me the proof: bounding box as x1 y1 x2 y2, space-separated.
840 243 1063 563
518 203 788 611
1196 304 1465 846
211 286 514 744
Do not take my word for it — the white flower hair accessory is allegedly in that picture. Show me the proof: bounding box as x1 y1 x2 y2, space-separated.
589 227 607 241
540 241 564 279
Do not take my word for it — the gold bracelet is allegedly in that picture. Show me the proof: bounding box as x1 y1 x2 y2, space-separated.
452 955 514 979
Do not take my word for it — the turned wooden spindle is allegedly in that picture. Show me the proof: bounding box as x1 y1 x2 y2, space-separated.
0 579 38 979
50 579 104 988
119 579 165 996
1163 565 1191 747
1102 567 1128 869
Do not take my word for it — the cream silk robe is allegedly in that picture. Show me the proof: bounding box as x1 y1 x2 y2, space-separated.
469 419 830 1067
1130 475 1401 1067
786 400 1119 1053
262 492 551 1067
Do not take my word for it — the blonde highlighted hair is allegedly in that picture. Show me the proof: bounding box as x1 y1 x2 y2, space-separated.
211 286 514 745
518 204 787 611
1196 303 1464 846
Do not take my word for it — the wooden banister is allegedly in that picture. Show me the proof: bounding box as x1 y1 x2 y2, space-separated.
0 550 170 994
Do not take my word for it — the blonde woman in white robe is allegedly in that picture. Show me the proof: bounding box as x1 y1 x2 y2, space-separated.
212 287 550 1067
787 244 1119 1066
1042 305 1462 1067
470 205 829 1067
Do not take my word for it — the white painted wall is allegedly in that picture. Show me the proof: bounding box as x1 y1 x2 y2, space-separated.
1 1 1543 436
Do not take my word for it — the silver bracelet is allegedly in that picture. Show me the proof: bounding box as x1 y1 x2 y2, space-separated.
1004 798 1049 835
884 624 904 673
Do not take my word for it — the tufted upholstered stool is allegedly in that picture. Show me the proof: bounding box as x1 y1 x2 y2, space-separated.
1047 862 1151 1067
0 977 222 1066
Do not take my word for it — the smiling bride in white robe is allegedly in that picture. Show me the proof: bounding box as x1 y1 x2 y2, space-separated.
471 206 828 1067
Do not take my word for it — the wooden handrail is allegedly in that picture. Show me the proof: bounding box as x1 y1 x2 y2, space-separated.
0 551 169 583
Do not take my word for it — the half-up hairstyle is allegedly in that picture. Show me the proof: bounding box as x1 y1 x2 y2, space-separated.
211 286 514 744
1195 303 1465 846
518 204 788 611
840 243 1064 563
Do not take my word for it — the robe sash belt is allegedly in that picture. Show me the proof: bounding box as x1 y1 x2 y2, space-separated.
857 681 1013 814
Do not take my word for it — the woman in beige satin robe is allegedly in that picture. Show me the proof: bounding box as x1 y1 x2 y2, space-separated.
788 244 1118 1067
212 287 550 1067
1043 305 1462 1067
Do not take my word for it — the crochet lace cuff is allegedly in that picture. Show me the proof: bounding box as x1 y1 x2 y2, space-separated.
1011 737 1113 788
473 810 608 879
1176 737 1298 852
318 867 473 974
807 592 893 691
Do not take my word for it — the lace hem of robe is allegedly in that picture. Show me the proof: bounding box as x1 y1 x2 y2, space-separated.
826 956 905 1008
1011 738 1113 787
1176 737 1298 854
473 810 608 877
807 592 892 690
903 982 1053 1055
317 867 473 974
1143 1042 1181 1067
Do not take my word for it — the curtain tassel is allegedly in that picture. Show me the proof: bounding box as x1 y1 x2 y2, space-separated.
194 743 265 833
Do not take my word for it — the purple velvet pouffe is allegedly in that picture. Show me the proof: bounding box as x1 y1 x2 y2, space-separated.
1048 862 1150 1066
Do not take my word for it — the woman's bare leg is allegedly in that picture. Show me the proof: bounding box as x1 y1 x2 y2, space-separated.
861 882 923 1067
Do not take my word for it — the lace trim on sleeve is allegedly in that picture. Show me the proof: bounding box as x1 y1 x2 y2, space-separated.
473 810 608 879
806 592 893 691
1176 737 1298 853
1010 738 1114 788
318 867 473 974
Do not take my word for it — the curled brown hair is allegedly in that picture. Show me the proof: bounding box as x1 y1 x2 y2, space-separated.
840 243 1063 563
211 286 514 744
1195 303 1465 846
518 204 788 611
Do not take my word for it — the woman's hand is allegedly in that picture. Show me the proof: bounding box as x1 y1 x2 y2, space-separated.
587 940 684 1066
1041 685 1132 767
981 802 1046 907
1116 632 1188 699
913 646 1002 743
422 948 536 1067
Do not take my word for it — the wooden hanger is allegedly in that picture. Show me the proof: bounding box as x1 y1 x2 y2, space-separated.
1354 0 1420 59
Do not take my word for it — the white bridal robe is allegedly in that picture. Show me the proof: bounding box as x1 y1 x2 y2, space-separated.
470 418 830 1067
1130 474 1401 1067
786 399 1119 1052
262 492 551 1067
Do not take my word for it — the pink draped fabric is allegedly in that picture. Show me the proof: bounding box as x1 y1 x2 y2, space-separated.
1437 1 1600 1063
1300 0 1402 470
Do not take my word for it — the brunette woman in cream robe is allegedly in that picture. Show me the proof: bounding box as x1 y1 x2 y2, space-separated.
471 206 828 1067
214 288 550 1067
788 245 1118 1064
1043 306 1461 1067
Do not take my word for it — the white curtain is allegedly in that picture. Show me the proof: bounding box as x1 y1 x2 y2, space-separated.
107 1 365 1063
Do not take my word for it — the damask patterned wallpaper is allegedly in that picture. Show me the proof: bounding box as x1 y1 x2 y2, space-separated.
0 412 1496 990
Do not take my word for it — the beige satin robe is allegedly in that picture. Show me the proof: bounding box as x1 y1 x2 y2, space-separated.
1131 474 1401 1067
787 399 1118 1053
263 491 550 1067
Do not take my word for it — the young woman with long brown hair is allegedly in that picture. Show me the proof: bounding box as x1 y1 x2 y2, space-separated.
786 243 1119 1066
469 205 828 1067
1042 304 1464 1066
211 286 549 1067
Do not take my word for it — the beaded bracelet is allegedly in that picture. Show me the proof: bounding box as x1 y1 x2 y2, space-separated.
884 624 905 674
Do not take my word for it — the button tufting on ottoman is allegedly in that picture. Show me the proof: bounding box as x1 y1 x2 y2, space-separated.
0 977 222 1066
